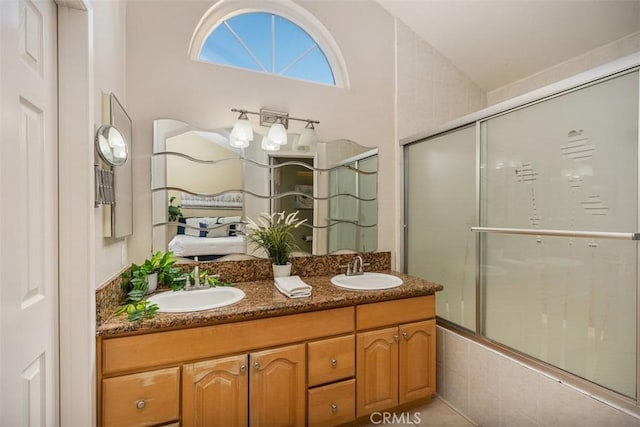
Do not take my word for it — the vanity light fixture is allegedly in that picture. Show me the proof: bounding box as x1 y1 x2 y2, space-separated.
267 116 288 146
297 121 317 148
230 108 319 152
260 135 281 152
229 110 253 148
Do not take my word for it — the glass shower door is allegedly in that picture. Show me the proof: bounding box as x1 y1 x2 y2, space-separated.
480 70 639 398
327 154 378 253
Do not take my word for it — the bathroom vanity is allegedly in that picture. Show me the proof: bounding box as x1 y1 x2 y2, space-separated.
96 271 442 426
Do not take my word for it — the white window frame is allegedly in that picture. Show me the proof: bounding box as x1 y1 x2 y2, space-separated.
188 0 349 88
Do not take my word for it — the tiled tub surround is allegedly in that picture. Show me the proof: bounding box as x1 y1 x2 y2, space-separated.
96 252 391 325
437 327 640 426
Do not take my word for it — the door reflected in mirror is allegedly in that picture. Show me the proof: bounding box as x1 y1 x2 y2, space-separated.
152 119 378 261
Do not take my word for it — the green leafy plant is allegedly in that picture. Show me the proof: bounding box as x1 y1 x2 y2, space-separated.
114 300 159 321
168 196 183 222
118 251 185 320
245 211 307 265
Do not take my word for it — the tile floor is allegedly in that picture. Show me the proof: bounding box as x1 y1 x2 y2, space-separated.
358 395 476 426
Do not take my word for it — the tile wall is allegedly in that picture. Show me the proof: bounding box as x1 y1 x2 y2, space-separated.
437 326 640 426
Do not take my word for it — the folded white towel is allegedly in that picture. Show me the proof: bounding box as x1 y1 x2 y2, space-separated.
274 275 312 298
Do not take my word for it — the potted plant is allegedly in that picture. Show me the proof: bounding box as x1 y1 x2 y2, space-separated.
245 211 307 277
117 251 184 321
168 195 182 222
121 251 182 296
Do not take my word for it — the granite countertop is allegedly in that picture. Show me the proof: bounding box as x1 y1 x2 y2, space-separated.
96 270 443 337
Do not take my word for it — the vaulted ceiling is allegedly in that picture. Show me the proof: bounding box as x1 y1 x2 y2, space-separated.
377 0 640 91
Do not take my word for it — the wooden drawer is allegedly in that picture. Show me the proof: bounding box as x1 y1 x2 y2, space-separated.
102 367 180 427
308 379 356 427
308 335 355 387
356 295 435 330
102 306 354 375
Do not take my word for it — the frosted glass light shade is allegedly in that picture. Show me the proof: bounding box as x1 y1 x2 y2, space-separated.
230 117 254 143
298 127 316 147
229 137 250 148
267 122 287 145
261 136 281 151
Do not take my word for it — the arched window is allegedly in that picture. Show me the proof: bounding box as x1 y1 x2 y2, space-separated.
189 0 349 87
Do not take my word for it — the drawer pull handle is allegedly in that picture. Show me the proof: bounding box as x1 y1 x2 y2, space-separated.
136 400 146 409
331 403 338 414
331 358 338 367
253 361 260 370
240 364 246 373
402 331 409 339
394 334 400 342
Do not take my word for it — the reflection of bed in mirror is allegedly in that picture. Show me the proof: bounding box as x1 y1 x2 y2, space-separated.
168 215 245 260
152 118 379 260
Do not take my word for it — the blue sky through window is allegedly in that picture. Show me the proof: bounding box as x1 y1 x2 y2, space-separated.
200 12 335 85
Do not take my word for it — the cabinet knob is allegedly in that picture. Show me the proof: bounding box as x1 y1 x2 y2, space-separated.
331 358 338 367
136 400 146 409
331 403 338 414
240 364 246 373
402 331 409 339
253 361 260 370
394 334 400 342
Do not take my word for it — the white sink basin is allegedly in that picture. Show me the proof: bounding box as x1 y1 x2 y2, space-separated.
330 272 403 290
148 287 245 312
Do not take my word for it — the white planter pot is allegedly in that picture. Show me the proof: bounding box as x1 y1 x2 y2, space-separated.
272 263 292 278
147 272 158 294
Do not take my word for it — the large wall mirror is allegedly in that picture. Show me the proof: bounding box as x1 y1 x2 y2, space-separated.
152 119 378 261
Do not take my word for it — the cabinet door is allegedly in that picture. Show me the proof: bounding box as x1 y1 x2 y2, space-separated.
356 327 399 417
182 354 248 427
250 344 306 427
399 319 436 404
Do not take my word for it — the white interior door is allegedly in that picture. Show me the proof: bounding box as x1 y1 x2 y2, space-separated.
0 0 59 425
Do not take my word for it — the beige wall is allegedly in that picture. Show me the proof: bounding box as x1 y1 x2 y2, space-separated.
166 131 242 194
396 21 487 141
488 32 640 105
126 0 397 266
93 0 128 285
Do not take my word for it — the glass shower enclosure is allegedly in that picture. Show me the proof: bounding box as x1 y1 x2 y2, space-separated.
405 68 639 400
327 153 378 253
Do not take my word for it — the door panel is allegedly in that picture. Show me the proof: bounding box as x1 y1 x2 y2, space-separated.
0 0 59 424
399 320 436 403
356 327 398 417
183 354 248 427
250 344 306 427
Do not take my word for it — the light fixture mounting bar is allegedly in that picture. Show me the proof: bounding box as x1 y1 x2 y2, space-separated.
231 108 320 128
260 108 289 129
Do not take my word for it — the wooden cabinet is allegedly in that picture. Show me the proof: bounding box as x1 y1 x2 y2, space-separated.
307 335 356 426
308 379 356 427
399 319 436 404
182 354 248 427
182 345 305 427
250 344 306 427
98 296 437 426
356 327 399 415
307 335 355 387
102 367 180 427
356 296 436 418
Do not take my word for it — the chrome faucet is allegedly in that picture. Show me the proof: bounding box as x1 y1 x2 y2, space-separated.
351 255 364 275
186 256 205 290
340 255 369 276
